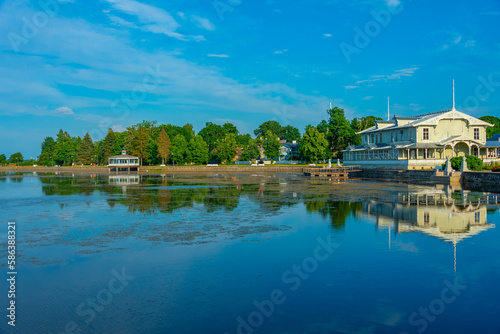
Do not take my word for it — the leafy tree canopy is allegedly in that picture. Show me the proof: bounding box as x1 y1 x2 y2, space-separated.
299 126 329 163
480 116 500 139
9 152 23 164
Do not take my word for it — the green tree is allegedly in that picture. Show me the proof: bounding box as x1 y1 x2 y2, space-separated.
199 122 225 153
157 129 171 165
222 122 239 136
0 154 6 166
240 139 260 161
480 116 500 139
215 133 238 163
133 126 150 165
281 125 301 142
54 130 75 165
39 136 55 166
326 107 356 158
9 152 23 165
262 131 281 161
299 126 328 163
79 133 94 165
351 116 383 132
237 133 252 147
146 139 159 165
99 128 117 164
188 135 209 164
182 123 195 142
254 121 282 139
171 134 188 164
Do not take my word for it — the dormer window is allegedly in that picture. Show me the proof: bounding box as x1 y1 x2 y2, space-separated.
474 128 480 140
423 128 429 140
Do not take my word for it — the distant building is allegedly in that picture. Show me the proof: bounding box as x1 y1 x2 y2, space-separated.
343 108 500 169
108 150 140 172
279 141 300 161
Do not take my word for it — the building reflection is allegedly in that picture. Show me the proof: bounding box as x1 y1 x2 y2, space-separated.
360 187 498 272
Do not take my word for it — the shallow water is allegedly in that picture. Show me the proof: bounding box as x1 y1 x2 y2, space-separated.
1 172 499 334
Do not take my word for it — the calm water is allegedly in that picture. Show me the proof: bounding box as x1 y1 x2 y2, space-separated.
1 172 500 334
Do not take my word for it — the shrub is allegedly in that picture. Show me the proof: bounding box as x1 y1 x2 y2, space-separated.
450 155 484 171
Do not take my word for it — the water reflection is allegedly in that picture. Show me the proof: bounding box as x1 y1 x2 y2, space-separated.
359 187 498 273
2 173 500 334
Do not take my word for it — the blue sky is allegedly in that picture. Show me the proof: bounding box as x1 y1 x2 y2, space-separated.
1 0 499 158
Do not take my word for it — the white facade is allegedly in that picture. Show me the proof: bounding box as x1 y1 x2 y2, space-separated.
343 109 500 169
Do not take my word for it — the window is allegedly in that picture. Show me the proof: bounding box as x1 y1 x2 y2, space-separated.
371 134 374 143
424 212 430 225
423 128 429 140
474 128 480 140
475 212 480 223
400 130 404 141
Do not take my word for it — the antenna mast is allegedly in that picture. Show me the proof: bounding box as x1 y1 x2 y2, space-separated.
387 97 390 121
452 79 456 110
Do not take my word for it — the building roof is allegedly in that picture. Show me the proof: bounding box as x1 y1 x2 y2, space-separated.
109 150 139 159
109 154 139 159
356 109 494 135
488 133 500 142
484 141 500 148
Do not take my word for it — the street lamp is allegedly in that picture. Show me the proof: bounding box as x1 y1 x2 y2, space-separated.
171 153 174 166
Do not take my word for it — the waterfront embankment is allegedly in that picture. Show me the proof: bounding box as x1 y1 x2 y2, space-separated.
0 165 307 174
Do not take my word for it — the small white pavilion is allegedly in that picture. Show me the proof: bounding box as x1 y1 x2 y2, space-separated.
108 149 140 172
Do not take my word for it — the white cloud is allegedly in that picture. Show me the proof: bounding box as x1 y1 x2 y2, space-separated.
344 85 359 89
112 124 125 132
207 54 230 58
441 35 465 50
0 1 354 140
355 66 419 84
54 107 74 115
274 49 288 54
385 0 401 7
191 15 215 31
104 0 204 41
323 33 332 38
363 96 374 100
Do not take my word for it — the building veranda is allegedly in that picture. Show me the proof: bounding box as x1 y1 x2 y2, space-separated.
108 150 140 172
343 108 500 170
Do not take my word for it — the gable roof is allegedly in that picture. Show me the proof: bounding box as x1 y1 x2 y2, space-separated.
356 109 493 135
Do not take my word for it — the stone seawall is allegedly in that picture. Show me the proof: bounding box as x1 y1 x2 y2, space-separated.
462 171 500 192
352 169 436 180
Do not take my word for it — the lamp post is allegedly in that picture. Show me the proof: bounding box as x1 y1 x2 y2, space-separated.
171 153 174 166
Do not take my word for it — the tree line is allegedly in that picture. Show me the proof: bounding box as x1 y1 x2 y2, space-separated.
2 110 499 166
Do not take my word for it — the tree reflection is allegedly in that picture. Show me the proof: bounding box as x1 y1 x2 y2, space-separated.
305 198 362 230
